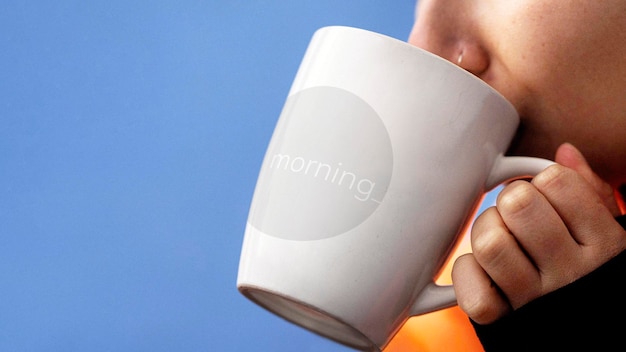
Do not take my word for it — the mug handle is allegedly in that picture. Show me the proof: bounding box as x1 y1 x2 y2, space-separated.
409 155 555 316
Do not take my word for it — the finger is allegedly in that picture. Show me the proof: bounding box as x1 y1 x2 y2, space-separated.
554 143 621 216
495 179 583 286
452 253 512 325
470 206 543 309
531 163 626 261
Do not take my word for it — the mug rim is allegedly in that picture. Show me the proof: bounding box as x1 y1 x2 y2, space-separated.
316 25 516 115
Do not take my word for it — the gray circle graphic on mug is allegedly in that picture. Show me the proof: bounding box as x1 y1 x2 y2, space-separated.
248 86 393 241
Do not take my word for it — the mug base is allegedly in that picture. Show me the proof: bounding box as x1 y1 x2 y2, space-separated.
239 285 379 351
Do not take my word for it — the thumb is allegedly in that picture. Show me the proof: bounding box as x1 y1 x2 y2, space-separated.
554 143 621 216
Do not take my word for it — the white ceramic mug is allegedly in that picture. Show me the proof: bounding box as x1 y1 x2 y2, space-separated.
237 26 554 351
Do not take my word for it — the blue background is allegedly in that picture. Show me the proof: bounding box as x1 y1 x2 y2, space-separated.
1 1 422 351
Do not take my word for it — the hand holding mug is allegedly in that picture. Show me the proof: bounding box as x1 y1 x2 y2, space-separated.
452 143 626 325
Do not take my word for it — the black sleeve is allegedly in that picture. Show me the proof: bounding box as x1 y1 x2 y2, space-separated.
470 215 626 352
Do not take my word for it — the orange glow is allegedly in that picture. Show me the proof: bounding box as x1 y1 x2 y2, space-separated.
384 305 483 352
616 188 626 215
384 231 484 352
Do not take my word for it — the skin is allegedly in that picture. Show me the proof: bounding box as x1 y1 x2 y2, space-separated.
408 0 626 325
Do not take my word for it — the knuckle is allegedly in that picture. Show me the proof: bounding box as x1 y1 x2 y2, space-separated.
531 164 571 194
496 180 538 218
457 284 511 325
460 298 499 325
471 222 509 265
